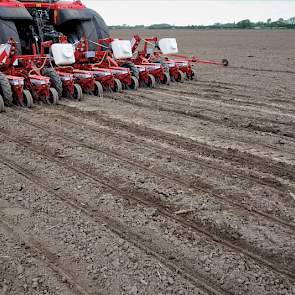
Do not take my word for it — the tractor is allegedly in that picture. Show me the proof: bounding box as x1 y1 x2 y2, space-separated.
0 0 109 55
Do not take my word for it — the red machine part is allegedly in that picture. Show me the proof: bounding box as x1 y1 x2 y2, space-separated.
57 66 104 97
56 71 83 100
6 75 33 107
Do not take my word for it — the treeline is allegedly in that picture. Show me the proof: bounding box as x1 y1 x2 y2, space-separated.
109 17 295 30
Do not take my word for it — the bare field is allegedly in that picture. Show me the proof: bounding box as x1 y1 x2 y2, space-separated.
0 29 295 295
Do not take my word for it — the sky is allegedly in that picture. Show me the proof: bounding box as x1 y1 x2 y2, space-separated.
83 0 295 26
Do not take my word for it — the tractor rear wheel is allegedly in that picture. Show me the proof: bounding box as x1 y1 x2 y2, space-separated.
0 95 4 112
65 9 109 51
0 72 13 106
42 68 63 98
0 20 22 54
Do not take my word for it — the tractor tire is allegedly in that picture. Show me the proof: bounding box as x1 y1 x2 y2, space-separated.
67 9 109 51
93 81 104 97
121 62 140 79
0 20 21 54
42 68 63 98
0 95 4 112
0 72 13 106
47 88 59 105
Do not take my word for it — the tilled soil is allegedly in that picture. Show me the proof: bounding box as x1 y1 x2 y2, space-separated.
0 30 295 295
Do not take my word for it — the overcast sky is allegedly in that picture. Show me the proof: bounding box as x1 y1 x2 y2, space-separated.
83 0 295 26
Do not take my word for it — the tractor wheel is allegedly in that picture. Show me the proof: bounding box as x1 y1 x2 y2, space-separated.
0 95 4 112
222 59 229 67
121 62 140 79
0 72 13 106
73 84 83 101
47 88 59 105
112 78 123 93
176 70 185 83
21 90 34 108
147 74 156 88
160 72 171 85
93 81 104 97
0 20 22 54
66 9 109 51
128 76 139 90
42 68 63 98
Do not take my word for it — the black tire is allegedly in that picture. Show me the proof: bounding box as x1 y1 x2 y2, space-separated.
147 74 156 88
155 60 170 73
92 81 104 97
121 62 140 79
222 59 229 67
21 89 34 108
112 78 123 93
189 69 197 80
73 84 83 101
0 95 4 112
160 72 171 85
46 88 59 105
67 8 109 51
176 70 185 83
128 76 139 90
0 20 21 54
42 68 63 98
0 72 13 106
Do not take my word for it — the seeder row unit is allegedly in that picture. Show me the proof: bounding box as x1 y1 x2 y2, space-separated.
0 35 228 112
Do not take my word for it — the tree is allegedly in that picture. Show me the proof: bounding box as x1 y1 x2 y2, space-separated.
289 17 295 25
237 19 252 29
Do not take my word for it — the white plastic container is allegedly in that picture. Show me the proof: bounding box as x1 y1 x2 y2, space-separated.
111 39 133 59
158 38 178 54
51 43 75 65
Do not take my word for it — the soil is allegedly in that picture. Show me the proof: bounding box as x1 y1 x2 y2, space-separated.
0 29 295 295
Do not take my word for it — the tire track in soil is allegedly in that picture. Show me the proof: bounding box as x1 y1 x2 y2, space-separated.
155 84 295 113
3 112 295 231
70 93 295 167
101 90 295 146
229 66 295 75
1 129 295 283
54 103 295 183
0 154 225 295
38 110 295 193
104 93 295 159
0 219 90 295
126 89 295 131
